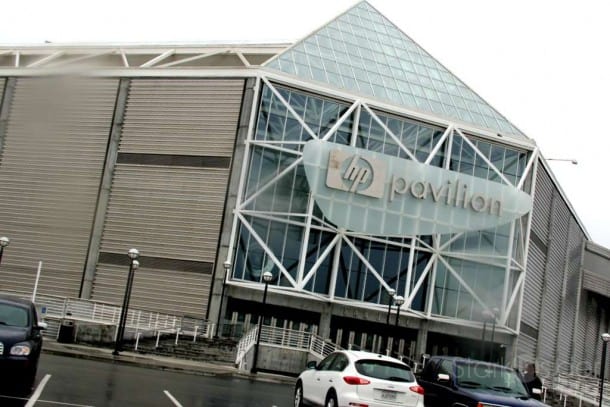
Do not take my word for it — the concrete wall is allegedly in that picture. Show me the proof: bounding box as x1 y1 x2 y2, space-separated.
253 345 315 376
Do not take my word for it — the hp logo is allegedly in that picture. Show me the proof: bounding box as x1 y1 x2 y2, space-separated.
326 149 386 198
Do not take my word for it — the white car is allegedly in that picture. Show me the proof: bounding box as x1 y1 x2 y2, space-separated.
294 350 425 407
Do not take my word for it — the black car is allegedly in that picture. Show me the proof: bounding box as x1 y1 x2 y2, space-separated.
0 294 47 394
419 356 548 406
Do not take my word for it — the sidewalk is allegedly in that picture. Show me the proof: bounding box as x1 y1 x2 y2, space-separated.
42 339 295 385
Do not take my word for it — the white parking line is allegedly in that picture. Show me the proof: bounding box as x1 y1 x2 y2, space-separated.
25 374 51 407
164 390 183 407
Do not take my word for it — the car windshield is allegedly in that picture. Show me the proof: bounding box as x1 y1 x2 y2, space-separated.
355 359 414 382
0 303 29 327
455 361 529 396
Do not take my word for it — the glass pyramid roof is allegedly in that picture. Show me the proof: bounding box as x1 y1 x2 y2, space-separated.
265 1 527 140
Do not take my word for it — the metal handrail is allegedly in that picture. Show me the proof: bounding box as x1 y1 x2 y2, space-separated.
554 372 609 405
234 324 342 370
235 326 259 369
32 294 214 340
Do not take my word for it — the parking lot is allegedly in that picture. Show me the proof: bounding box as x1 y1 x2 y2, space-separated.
1 353 293 407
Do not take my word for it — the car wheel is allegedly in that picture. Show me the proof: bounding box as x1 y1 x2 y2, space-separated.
324 391 338 407
294 382 304 407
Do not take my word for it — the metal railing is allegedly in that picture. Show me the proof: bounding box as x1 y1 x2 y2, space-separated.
33 294 215 343
234 324 341 370
554 372 608 406
235 325 259 370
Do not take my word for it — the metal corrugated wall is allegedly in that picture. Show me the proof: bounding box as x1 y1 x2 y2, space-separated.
531 164 553 242
537 169 567 372
523 244 545 326
91 78 245 318
0 78 5 106
579 294 597 372
0 76 118 297
516 334 537 372
521 163 587 375
558 220 583 371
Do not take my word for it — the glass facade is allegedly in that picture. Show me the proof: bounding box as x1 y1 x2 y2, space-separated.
266 1 527 140
230 82 532 330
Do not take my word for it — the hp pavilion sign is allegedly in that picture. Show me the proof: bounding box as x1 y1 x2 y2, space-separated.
326 150 386 199
302 140 532 236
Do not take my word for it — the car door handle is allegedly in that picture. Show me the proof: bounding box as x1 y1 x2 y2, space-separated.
316 378 320 381
329 379 333 383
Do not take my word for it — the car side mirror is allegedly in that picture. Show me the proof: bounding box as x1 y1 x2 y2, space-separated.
437 373 450 382
306 360 318 369
532 388 542 395
36 321 48 330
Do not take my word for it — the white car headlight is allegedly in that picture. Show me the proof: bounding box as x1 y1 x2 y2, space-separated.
10 343 31 356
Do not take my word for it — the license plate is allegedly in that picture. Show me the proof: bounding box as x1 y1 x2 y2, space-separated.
378 390 397 401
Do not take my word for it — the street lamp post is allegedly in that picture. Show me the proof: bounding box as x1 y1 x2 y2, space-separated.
384 288 396 355
393 295 405 357
481 309 495 361
214 260 231 338
599 333 610 407
547 158 578 165
0 236 10 266
489 308 500 362
481 318 487 360
113 248 140 356
251 270 274 374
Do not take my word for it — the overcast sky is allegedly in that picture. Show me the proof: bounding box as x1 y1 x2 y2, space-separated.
2 0 609 247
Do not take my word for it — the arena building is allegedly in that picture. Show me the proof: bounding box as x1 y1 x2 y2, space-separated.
1 1 610 382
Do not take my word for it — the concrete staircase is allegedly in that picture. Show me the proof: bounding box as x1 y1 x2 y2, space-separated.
127 336 238 365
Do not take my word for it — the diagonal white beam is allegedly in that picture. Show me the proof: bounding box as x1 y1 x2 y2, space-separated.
414 237 435 251
404 253 436 309
502 271 526 325
362 103 418 161
437 255 490 313
48 50 115 68
235 51 251 67
262 77 318 140
236 212 297 287
342 236 395 295
439 232 465 251
439 251 509 269
249 140 302 156
517 147 539 190
28 51 65 68
298 234 341 289
454 128 512 186
158 49 226 68
239 156 303 210
321 100 360 141
425 126 453 165
117 49 129 67
141 49 175 67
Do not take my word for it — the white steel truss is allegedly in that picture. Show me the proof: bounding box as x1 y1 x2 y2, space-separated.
0 44 288 70
225 73 540 337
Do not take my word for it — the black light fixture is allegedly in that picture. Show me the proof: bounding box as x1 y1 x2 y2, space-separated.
251 270 274 373
112 248 140 356
599 333 610 407
0 236 10 266
214 260 232 338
